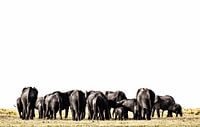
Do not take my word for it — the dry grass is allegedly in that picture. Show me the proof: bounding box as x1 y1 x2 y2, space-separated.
1 108 200 127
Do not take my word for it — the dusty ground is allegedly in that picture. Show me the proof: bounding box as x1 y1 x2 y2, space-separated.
0 108 200 127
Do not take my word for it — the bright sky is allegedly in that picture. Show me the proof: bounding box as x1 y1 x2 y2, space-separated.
0 1 200 108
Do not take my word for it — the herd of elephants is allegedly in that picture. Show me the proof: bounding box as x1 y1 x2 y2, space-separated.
16 87 183 121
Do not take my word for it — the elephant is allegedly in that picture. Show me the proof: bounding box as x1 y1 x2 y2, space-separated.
20 87 38 120
105 91 128 119
116 98 138 119
136 88 155 120
86 91 110 120
35 97 44 119
168 103 183 117
16 97 23 118
69 90 86 121
50 90 73 119
44 93 60 119
112 107 125 120
152 95 175 118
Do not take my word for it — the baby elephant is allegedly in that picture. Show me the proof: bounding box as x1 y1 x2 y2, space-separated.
16 97 23 118
112 107 125 120
35 97 44 119
168 103 183 117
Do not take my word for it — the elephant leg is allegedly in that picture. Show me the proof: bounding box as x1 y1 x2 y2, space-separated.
170 112 173 117
45 109 48 119
74 104 80 121
88 108 92 120
157 109 160 118
50 110 53 119
45 106 49 119
114 112 117 120
176 112 178 117
108 107 111 119
124 109 128 120
53 109 56 119
146 109 151 120
17 108 23 119
45 108 49 119
31 105 35 119
167 110 172 117
43 106 46 119
71 109 75 120
41 108 44 119
38 109 41 119
78 111 81 121
137 106 142 120
65 107 69 118
105 109 110 120
78 111 82 121
26 103 31 120
19 111 22 119
141 108 145 120
92 104 98 120
40 107 43 119
59 109 62 119
30 108 33 119
118 114 120 120
81 110 85 120
46 108 52 119
133 112 136 120
152 107 155 117
119 113 121 120
120 114 123 120
87 105 91 120
22 103 26 120
87 110 91 120
92 110 97 120
99 108 104 120
74 109 79 121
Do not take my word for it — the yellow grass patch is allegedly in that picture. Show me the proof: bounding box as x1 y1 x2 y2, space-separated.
1 108 200 127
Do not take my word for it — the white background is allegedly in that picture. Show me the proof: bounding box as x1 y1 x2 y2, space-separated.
0 0 200 108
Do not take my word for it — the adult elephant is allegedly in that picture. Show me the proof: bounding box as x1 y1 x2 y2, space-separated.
69 90 86 121
51 90 73 119
152 95 175 118
168 103 183 117
20 87 38 120
86 91 110 120
35 97 44 119
136 88 155 120
43 90 73 119
16 97 23 118
44 93 60 119
116 98 138 119
105 91 128 119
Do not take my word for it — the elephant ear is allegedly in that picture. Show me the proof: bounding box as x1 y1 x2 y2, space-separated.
154 95 160 104
85 91 89 99
67 90 74 96
105 91 108 96
22 87 27 93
